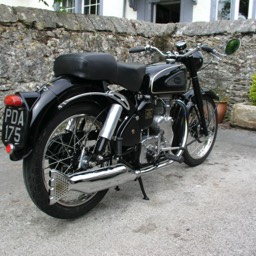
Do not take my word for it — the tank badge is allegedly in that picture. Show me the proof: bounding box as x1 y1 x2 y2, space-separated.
145 109 153 119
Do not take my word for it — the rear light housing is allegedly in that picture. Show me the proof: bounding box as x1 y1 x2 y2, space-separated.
6 144 15 154
4 95 23 107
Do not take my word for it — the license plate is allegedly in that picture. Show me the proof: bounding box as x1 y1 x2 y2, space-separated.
2 107 29 148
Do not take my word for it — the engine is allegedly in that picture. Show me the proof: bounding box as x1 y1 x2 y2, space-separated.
115 91 175 166
139 99 174 165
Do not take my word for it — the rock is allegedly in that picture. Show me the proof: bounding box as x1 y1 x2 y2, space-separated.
87 15 115 32
110 17 136 35
0 4 17 23
14 6 57 29
75 14 95 32
56 12 80 31
231 103 256 130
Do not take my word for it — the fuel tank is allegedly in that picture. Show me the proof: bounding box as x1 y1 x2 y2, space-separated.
146 62 187 94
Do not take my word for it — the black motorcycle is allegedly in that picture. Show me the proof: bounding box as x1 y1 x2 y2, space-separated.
1 39 240 219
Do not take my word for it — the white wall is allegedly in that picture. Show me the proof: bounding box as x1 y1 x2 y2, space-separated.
102 0 124 17
0 0 53 10
192 0 211 22
124 0 137 20
102 0 136 19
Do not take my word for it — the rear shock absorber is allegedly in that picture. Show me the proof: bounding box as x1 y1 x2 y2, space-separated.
94 104 123 155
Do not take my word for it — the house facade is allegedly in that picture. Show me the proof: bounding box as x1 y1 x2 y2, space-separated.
1 0 255 22
0 0 53 10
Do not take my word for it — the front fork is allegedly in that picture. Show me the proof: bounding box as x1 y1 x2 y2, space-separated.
188 56 208 137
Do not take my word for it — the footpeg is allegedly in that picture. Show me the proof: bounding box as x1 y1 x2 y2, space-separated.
165 154 184 163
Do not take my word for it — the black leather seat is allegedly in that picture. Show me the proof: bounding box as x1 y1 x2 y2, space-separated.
54 52 117 81
53 53 146 92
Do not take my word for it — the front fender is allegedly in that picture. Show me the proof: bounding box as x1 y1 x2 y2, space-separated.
183 88 219 101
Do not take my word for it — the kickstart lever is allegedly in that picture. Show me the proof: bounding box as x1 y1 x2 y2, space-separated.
165 154 184 163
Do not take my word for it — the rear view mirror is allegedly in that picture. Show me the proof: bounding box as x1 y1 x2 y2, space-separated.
225 39 241 55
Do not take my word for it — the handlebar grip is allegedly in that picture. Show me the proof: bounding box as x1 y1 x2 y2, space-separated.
201 45 215 53
129 46 146 53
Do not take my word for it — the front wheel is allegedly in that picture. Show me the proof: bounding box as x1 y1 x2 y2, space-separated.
183 96 218 167
23 103 109 219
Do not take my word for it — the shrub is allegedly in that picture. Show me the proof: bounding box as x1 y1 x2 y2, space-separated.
249 74 256 105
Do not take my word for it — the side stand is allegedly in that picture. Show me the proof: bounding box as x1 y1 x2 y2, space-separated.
138 177 149 200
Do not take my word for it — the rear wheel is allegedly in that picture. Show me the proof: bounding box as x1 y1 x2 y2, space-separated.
183 96 218 166
23 103 109 219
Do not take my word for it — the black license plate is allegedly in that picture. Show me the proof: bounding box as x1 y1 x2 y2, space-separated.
2 107 29 148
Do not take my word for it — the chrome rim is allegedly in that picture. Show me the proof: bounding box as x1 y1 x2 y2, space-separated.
42 114 102 207
186 100 217 159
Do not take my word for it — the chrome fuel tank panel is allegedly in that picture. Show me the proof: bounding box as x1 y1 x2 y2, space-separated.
146 63 187 94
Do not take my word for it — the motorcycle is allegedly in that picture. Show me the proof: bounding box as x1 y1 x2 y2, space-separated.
1 39 240 219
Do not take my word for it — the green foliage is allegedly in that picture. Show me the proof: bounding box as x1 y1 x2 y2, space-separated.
249 74 256 105
214 87 228 102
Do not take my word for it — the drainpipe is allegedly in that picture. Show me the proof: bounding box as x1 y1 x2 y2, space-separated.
230 0 239 20
123 0 127 18
248 0 256 19
53 2 60 11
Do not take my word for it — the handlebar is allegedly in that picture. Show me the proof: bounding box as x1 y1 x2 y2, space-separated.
201 45 215 53
129 45 166 56
129 44 224 60
129 46 146 53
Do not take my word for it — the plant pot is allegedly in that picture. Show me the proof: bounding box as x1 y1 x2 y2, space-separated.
216 101 227 124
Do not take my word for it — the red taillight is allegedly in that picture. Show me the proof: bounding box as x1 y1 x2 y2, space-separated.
6 144 14 154
4 95 23 107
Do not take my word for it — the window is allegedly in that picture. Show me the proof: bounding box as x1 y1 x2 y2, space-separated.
61 0 75 13
57 0 100 15
239 0 249 19
218 0 230 19
218 0 249 20
155 2 180 23
83 0 100 15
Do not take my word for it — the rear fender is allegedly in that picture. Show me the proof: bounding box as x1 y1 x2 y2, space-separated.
10 77 107 160
13 77 132 160
57 91 131 111
30 77 111 142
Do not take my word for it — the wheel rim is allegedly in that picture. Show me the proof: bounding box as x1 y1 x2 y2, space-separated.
42 114 102 207
186 100 217 159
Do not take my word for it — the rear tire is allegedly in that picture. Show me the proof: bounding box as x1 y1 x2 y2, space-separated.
183 96 218 167
23 103 109 219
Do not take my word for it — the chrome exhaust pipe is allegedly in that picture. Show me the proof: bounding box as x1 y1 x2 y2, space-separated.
49 164 136 205
49 160 175 205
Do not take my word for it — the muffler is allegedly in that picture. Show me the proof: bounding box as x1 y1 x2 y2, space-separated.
49 159 177 205
49 164 136 205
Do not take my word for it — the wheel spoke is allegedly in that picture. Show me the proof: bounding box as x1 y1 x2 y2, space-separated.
41 111 109 208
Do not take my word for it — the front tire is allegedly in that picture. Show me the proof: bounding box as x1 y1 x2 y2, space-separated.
183 96 218 167
23 103 109 219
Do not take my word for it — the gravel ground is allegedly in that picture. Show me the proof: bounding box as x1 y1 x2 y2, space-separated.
0 127 256 256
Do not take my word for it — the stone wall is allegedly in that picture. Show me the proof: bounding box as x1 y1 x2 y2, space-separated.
1 4 256 127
